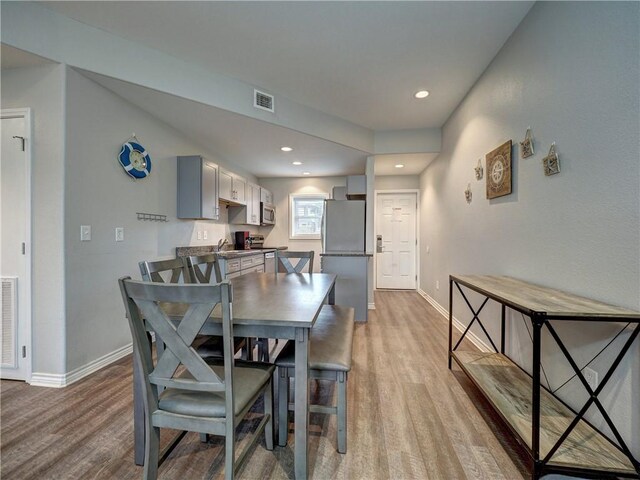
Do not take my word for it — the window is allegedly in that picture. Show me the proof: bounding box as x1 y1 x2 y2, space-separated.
289 193 328 239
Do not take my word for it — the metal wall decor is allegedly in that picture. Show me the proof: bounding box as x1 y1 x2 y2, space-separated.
475 159 483 180
520 127 534 158
464 183 472 204
136 212 168 222
542 143 560 176
485 140 512 199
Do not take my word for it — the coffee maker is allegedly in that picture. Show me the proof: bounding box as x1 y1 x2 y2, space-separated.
234 231 251 250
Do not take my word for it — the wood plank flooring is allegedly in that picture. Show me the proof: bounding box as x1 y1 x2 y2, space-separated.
1 290 530 479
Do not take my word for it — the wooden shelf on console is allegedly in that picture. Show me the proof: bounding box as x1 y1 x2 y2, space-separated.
452 350 635 476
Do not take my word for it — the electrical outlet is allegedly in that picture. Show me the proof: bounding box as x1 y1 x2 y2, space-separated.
115 227 124 242
80 225 91 241
436 280 440 290
426 246 430 254
203 230 208 240
583 367 598 391
197 231 202 240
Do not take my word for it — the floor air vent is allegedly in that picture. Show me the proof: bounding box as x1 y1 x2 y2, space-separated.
254 89 274 113
1 277 17 368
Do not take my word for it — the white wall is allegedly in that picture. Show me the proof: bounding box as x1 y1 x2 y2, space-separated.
258 176 346 272
1 64 66 375
420 2 639 459
63 67 241 372
375 175 419 190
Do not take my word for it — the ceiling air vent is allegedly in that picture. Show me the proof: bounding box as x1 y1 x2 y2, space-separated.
254 89 274 113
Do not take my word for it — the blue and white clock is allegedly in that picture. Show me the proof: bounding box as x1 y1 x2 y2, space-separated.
118 140 151 179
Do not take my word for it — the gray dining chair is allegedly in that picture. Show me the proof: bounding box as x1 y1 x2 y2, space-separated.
185 254 248 360
118 277 274 480
275 250 315 274
139 258 188 284
255 250 316 363
185 253 223 284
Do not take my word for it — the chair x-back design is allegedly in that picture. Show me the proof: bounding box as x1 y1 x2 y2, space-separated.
185 253 223 284
118 278 274 480
275 250 315 274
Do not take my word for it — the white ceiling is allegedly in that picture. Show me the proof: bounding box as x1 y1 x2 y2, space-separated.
0 44 53 68
42 1 533 131
5 2 534 178
80 70 368 178
374 153 439 176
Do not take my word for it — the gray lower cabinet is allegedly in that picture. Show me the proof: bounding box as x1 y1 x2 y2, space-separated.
320 254 369 322
218 253 265 279
177 155 220 220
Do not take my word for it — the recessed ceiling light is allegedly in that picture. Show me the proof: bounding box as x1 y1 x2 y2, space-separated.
302 172 311 176
414 90 429 99
292 161 302 165
281 146 293 152
395 164 405 168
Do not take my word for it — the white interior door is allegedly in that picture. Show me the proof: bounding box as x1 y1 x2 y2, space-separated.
376 192 417 289
1 113 30 381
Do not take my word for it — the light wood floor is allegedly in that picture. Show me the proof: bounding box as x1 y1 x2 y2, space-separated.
1 290 530 479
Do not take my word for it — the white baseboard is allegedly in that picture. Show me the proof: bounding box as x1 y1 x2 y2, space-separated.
417 289 491 353
368 302 375 310
30 343 132 388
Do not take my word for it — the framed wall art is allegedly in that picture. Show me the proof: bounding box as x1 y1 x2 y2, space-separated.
485 140 512 199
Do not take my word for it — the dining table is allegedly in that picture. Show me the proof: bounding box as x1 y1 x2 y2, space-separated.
132 271 337 480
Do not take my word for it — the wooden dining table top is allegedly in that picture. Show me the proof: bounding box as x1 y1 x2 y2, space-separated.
160 272 337 328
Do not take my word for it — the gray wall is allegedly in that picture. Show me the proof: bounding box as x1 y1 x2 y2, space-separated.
62 67 239 372
258 176 346 273
419 2 639 458
1 64 66 375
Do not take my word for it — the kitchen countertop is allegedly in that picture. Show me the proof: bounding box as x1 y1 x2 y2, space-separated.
320 251 373 257
176 245 283 259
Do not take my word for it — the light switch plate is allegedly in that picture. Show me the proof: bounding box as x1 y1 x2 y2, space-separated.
80 225 91 241
115 227 124 242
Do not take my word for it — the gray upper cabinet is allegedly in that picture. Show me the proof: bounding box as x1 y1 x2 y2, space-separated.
229 182 261 225
346 175 366 199
260 187 274 205
177 155 220 220
219 168 246 205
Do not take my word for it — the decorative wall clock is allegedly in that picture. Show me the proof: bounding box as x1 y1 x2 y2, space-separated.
485 140 512 199
542 143 560 176
118 134 152 179
520 127 534 158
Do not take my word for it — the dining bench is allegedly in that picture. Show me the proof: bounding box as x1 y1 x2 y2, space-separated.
274 304 355 453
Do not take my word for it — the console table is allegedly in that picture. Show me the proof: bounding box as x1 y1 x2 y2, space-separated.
448 275 640 479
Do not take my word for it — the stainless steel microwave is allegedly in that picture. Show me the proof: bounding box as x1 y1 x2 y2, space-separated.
260 202 275 226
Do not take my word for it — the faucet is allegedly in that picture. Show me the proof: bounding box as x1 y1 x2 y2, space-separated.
217 238 228 251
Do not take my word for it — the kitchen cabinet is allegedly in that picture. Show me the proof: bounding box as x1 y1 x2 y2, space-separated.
260 187 274 205
176 155 220 220
217 252 265 279
346 175 366 199
219 168 246 205
228 182 261 225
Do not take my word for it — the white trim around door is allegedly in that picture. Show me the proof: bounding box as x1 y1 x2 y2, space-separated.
1 108 33 383
374 189 420 291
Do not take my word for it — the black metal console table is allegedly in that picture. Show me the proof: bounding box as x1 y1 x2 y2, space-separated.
448 274 640 479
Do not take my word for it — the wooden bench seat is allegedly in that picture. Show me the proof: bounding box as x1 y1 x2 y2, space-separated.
274 304 355 453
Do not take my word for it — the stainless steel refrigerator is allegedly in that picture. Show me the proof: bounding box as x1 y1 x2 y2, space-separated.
322 200 365 252
321 199 369 322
